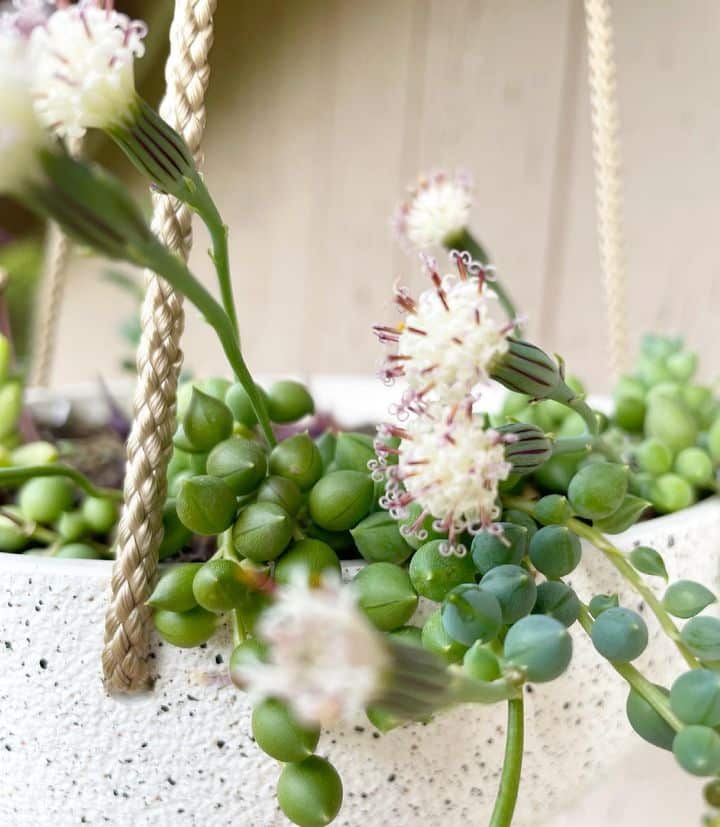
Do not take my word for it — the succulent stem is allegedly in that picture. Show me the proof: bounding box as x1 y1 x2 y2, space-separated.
576 604 683 731
0 464 122 501
489 695 525 827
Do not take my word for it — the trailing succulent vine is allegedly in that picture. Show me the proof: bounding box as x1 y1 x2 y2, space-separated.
3 3 720 826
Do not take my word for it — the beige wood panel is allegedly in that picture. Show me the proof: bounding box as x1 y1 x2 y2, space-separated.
52 0 572 386
545 0 720 391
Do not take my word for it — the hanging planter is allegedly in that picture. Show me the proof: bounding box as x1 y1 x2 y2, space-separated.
2 2 720 827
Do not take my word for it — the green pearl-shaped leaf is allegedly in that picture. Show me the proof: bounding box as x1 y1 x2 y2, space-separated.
270 433 323 491
671 670 720 727
441 584 502 647
628 546 668 581
471 523 527 574
276 756 343 827
503 614 572 683
153 606 218 648
267 380 315 424
626 685 675 751
206 436 267 496
176 475 237 536
528 525 582 578
591 607 648 662
567 462 628 520
409 539 476 601
232 502 293 562
274 539 341 585
182 388 234 452
308 470 374 531
663 580 716 619
353 562 418 631
681 616 720 661
673 726 720 777
479 564 537 624
148 563 202 612
252 698 320 762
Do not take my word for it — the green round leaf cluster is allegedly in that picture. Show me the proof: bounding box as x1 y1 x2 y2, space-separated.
277 756 343 827
471 523 527 574
409 540 476 602
353 562 417 631
252 698 320 763
528 525 582 578
441 584 502 647
503 615 572 683
478 564 537 624
590 607 648 662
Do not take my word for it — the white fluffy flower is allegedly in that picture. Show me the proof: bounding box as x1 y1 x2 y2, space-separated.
375 253 510 405
378 405 512 555
237 574 391 726
0 29 49 194
30 0 147 140
394 170 473 251
0 0 52 37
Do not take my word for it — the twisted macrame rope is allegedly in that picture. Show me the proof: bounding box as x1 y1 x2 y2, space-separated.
102 0 217 692
584 0 629 379
29 135 82 387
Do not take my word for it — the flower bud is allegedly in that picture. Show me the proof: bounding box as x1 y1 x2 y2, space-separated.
176 475 237 536
183 388 234 452
55 543 101 559
276 756 343 827
256 475 303 516
81 497 118 534
232 502 293 562
671 670 720 728
11 441 58 466
681 616 720 661
55 510 89 543
529 525 582 578
663 580 716 619
153 606 218 648
626 685 675 750
158 498 193 560
471 523 527 574
353 562 418 631
409 539 476 601
18 477 74 524
252 698 320 763
308 470 374 531
567 462 628 520
274 539 341 585
334 432 375 473
270 433 323 491
147 563 202 612
190 559 252 613
533 581 580 628
421 608 468 664
350 511 413 565
503 614 572 683
479 565 537 624
491 338 575 404
462 642 502 682
594 494 650 534
267 380 315 423
591 606 648 662
206 436 267 496
225 382 270 428
645 396 698 453
441 584 502 646
497 422 553 476
673 726 720 777
534 494 573 526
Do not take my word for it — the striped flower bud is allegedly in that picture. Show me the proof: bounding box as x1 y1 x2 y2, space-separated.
497 422 553 476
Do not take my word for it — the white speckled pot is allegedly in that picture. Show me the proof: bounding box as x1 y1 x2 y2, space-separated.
2 383 719 826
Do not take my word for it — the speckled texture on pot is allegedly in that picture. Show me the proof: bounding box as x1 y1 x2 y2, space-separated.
2 499 719 827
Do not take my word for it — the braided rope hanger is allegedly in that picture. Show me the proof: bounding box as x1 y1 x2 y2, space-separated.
102 0 217 692
584 0 630 379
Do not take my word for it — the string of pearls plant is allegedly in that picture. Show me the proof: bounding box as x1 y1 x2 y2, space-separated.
3 3 720 826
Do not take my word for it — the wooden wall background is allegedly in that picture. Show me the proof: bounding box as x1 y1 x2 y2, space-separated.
52 0 720 392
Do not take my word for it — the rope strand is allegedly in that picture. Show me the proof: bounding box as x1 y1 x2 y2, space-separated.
584 0 629 379
102 0 217 692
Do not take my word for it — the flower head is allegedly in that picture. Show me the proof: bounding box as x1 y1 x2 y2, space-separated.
0 28 50 194
374 252 511 406
374 402 513 555
30 0 147 140
236 573 392 726
394 170 473 251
